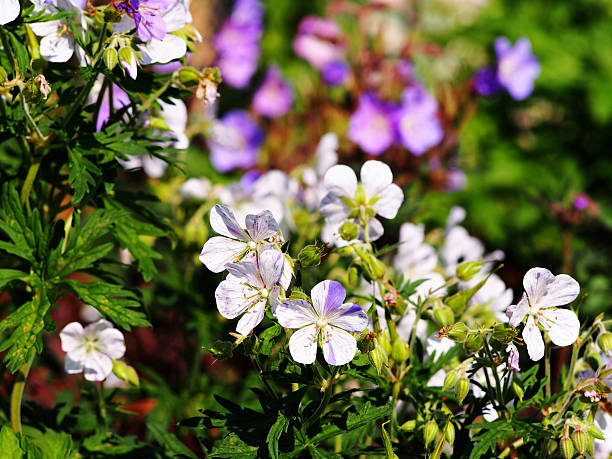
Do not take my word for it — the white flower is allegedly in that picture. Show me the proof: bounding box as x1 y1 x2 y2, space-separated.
320 160 404 243
594 400 612 459
469 273 513 322
0 0 19 25
59 319 126 381
215 249 284 336
302 133 339 210
441 225 484 277
180 177 211 199
393 222 438 279
508 267 580 361
274 280 368 365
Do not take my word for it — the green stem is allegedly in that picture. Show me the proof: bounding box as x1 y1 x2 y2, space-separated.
20 160 40 206
545 343 551 399
304 366 338 431
140 77 174 113
97 382 109 431
483 337 504 409
562 343 578 393
10 355 34 433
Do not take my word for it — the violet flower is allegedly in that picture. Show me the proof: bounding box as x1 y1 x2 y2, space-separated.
347 93 396 156
114 0 172 42
96 84 131 132
322 60 350 86
293 16 344 71
495 37 540 100
252 67 293 118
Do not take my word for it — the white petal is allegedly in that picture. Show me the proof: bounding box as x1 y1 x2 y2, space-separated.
279 255 293 290
210 205 249 240
539 308 580 347
360 160 393 198
83 351 113 381
258 249 284 288
274 299 317 328
323 165 357 198
522 267 555 305
508 295 529 327
322 326 357 366
425 334 456 361
319 193 350 223
371 183 403 219
245 210 280 241
139 35 186 64
327 303 368 333
64 354 84 374
97 328 126 359
226 260 262 287
311 280 346 318
289 325 318 364
162 2 187 32
199 236 247 272
0 0 19 25
482 403 499 422
113 15 135 34
83 318 113 335
215 279 252 319
40 33 74 63
236 299 266 336
540 274 580 308
366 217 384 242
523 315 545 361
60 322 85 352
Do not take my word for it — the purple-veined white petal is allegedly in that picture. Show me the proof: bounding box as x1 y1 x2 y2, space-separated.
279 254 293 290
121 52 138 80
371 183 403 219
311 280 346 318
268 286 281 315
60 322 85 352
215 279 252 319
508 295 529 327
522 267 556 306
65 354 84 374
235 298 266 336
226 260 263 287
40 33 74 63
162 1 187 32
274 299 318 328
523 315 544 361
289 325 318 364
245 210 281 241
539 274 579 308
323 165 357 198
539 307 580 347
360 160 393 198
0 0 19 25
199 236 247 273
210 205 249 240
113 14 135 34
506 342 520 371
83 350 113 381
97 328 126 359
258 249 284 288
321 326 357 365
326 303 368 333
319 193 350 223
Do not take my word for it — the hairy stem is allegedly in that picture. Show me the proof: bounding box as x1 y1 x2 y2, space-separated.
10 355 34 433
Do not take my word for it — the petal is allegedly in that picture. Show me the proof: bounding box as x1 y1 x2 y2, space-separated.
97 328 126 359
319 193 350 223
274 299 317 328
522 267 555 305
311 280 346 318
64 354 84 374
226 260 262 287
371 183 403 219
322 326 357 366
83 318 113 335
245 210 280 241
539 308 580 347
366 217 384 242
323 165 357 198
508 295 529 327
60 322 85 352
199 236 247 273
83 351 113 381
279 254 293 291
327 303 368 333
258 249 284 288
215 279 251 319
210 205 249 240
0 0 19 25
540 274 580 308
40 33 74 63
289 325 318 364
236 299 266 336
360 160 393 198
139 35 186 64
523 315 545 361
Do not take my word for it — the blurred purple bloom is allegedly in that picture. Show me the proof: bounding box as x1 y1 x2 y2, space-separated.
347 93 396 156
495 37 540 100
96 84 131 132
293 16 344 71
397 60 416 84
322 60 350 86
252 67 293 118
445 168 467 192
214 0 262 88
574 194 589 211
473 67 502 96
208 110 263 173
395 85 443 156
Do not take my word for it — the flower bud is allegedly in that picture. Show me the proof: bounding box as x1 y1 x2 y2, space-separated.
34 75 51 100
368 343 388 376
104 47 118 71
339 220 358 241
378 329 392 355
391 337 409 362
442 371 457 391
560 435 573 459
353 246 386 281
433 305 454 328
298 244 323 267
445 422 455 445
446 322 468 342
357 333 376 353
347 266 359 289
464 333 484 353
112 360 140 387
597 332 612 354
399 420 416 432
178 66 202 84
571 428 589 456
424 420 438 446
456 261 483 281
512 381 524 401
455 377 469 404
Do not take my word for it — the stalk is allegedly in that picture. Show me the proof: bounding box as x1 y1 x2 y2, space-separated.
10 355 34 433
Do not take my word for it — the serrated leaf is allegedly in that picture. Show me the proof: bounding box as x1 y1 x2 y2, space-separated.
0 183 36 263
0 268 29 290
146 420 197 458
267 413 288 459
0 426 23 458
468 421 513 459
21 426 72 459
67 147 101 204
209 434 258 458
311 402 392 444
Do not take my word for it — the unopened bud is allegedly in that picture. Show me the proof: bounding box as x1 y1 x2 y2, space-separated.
357 332 376 353
339 220 358 241
178 66 201 84
560 435 573 459
104 47 118 71
455 377 469 404
347 266 359 289
433 305 454 328
399 420 416 432
378 329 392 355
298 244 323 267
34 75 51 99
571 428 589 456
446 322 468 342
368 343 388 376
442 371 458 391
391 337 409 362
456 261 483 281
424 420 438 446
353 246 386 281
464 333 484 353
512 381 524 401
445 422 455 445
597 332 612 354
112 360 140 387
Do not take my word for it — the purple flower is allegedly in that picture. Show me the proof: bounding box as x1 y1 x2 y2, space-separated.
322 60 350 86
394 85 443 156
347 93 396 156
574 194 589 211
494 37 540 100
293 16 344 71
473 67 502 96
444 168 467 192
214 0 263 88
252 67 293 118
96 84 131 132
208 110 263 173
115 0 172 42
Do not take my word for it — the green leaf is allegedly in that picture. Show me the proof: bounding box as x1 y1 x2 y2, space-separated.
0 268 29 290
209 433 258 458
267 413 289 459
67 147 101 204
311 402 392 444
61 279 150 330
0 183 36 263
146 420 197 458
0 426 24 458
468 421 513 459
21 427 72 459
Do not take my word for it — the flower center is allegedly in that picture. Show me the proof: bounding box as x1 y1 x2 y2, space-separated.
248 241 257 250
260 288 269 299
315 318 327 329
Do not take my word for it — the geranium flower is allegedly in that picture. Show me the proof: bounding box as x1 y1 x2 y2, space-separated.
1 0 19 24
207 110 262 172
347 93 396 156
215 249 284 336
494 37 540 100
274 280 368 365
252 67 294 118
506 342 520 371
508 267 580 361
320 160 404 243
301 133 339 211
59 319 126 381
393 222 438 279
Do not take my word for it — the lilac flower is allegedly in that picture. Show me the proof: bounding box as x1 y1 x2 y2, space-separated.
347 93 396 156
322 60 350 86
207 110 262 173
214 0 262 88
59 319 126 381
1 0 19 24
96 84 131 132
574 194 589 211
115 0 170 41
252 67 293 118
293 16 344 71
506 342 520 371
274 280 368 365
507 268 580 361
394 85 443 156
215 250 284 336
473 67 502 96
495 37 540 100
